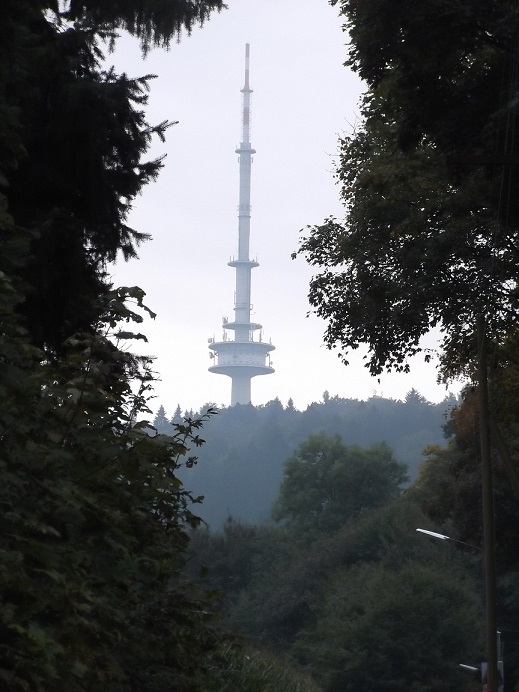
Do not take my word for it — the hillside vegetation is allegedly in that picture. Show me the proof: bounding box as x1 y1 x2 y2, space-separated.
184 391 519 690
154 389 455 527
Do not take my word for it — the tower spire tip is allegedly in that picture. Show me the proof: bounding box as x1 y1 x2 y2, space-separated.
244 42 250 91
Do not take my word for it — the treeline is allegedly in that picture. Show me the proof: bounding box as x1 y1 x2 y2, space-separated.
185 392 519 691
154 389 456 527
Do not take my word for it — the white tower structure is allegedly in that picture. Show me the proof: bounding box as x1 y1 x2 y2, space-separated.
208 44 275 406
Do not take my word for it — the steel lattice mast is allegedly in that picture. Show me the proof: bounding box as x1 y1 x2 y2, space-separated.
208 44 275 405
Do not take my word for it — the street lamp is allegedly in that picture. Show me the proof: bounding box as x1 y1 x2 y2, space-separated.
416 528 480 551
416 527 503 691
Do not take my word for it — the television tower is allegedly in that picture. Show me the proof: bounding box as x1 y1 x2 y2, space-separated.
208 44 275 405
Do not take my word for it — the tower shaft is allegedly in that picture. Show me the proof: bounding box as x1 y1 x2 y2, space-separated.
208 44 275 405
234 43 255 339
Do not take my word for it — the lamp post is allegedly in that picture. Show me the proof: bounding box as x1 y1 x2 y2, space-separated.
477 314 499 692
416 527 503 691
416 315 499 690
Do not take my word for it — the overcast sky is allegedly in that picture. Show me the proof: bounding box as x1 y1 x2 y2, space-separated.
109 0 461 414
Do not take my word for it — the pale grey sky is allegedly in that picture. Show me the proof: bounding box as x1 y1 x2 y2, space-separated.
110 0 460 414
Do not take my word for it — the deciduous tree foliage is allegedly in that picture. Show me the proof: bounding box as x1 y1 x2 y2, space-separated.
410 384 519 688
191 494 484 690
0 262 220 689
175 391 449 528
272 433 408 536
296 0 519 378
413 390 519 574
294 563 481 692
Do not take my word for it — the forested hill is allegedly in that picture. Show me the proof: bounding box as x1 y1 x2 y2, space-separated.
154 390 457 528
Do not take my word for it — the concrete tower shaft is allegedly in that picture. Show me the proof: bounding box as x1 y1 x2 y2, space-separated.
208 44 275 406
236 42 255 265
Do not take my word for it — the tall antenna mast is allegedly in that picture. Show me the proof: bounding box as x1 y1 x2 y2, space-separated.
208 44 275 405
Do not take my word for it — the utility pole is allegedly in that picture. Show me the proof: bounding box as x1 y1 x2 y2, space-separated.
477 313 499 692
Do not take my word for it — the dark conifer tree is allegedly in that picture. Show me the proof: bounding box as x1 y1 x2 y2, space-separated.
171 403 183 424
0 1 230 689
1 0 223 352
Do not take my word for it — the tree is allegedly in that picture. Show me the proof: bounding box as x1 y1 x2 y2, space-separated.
176 395 446 528
153 404 172 433
412 390 519 574
408 386 519 689
262 397 284 415
171 403 183 424
0 281 223 690
1 1 229 688
294 562 482 692
2 0 223 351
295 0 519 379
405 389 429 406
272 433 408 536
192 485 483 678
